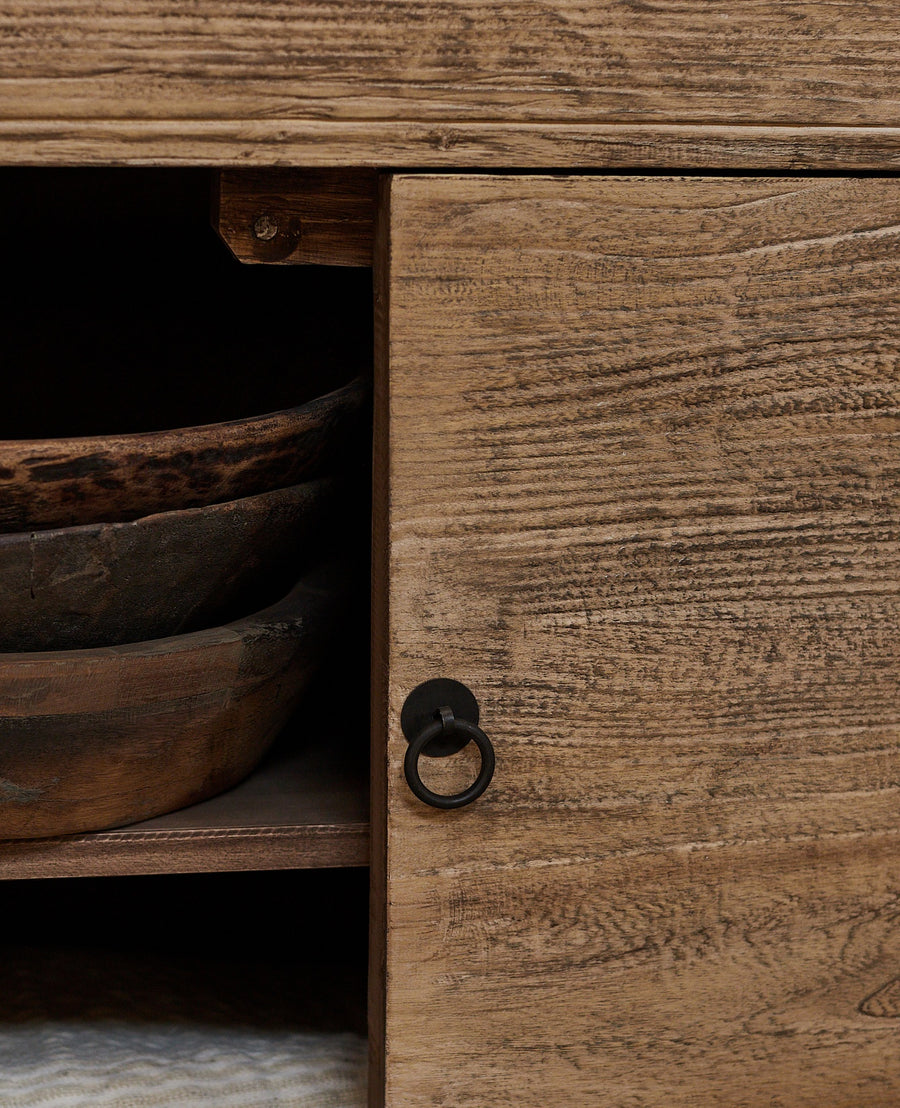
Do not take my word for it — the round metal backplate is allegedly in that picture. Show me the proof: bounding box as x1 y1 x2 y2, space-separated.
400 679 480 758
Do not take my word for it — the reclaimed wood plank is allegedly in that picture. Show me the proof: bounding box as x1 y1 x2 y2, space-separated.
375 173 900 1106
0 2 899 164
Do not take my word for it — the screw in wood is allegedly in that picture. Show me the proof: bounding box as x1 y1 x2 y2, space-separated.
252 213 279 241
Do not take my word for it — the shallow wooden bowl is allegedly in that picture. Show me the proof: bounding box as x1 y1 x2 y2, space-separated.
0 479 336 652
0 564 344 839
0 376 366 534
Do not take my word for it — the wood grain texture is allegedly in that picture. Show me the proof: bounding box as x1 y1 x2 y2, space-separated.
1 122 900 170
0 377 367 533
0 2 899 166
0 479 335 651
0 718 369 878
215 169 376 265
378 174 900 1106
368 172 393 1108
0 563 345 840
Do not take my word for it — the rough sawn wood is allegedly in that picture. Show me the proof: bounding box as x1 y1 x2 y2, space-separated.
0 2 899 165
376 174 900 1107
215 169 376 266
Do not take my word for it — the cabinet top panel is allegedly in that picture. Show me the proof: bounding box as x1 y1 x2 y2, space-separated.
0 1 899 167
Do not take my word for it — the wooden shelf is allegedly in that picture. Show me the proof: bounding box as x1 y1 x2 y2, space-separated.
0 720 369 880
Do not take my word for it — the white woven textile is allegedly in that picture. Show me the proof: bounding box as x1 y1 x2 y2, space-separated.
0 948 367 1108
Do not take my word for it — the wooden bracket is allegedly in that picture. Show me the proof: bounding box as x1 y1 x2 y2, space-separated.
213 169 376 266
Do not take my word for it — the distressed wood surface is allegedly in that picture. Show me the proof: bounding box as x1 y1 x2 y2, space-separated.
0 563 345 840
376 175 900 1106
0 2 899 165
368 176 393 1107
0 479 336 651
0 712 369 878
215 169 376 265
0 377 366 533
2 122 900 170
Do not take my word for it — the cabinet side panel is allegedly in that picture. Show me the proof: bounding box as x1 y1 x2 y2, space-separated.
383 174 900 1106
369 172 393 1108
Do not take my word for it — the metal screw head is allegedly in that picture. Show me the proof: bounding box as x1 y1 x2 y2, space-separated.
252 213 279 241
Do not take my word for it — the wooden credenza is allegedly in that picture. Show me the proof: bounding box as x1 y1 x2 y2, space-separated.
1 5 898 1106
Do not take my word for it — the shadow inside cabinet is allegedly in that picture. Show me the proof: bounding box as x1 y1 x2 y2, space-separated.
0 869 370 1104
0 165 375 1105
0 167 373 437
0 165 373 873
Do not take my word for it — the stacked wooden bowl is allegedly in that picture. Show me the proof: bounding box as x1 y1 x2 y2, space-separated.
0 378 367 839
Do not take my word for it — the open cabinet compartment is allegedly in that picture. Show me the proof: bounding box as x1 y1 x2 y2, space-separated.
0 167 373 1107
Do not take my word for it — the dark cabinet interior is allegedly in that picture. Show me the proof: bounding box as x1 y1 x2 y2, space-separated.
0 867 369 1029
0 168 372 436
0 168 373 1102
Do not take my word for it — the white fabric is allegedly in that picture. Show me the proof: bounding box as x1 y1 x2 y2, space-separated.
0 949 367 1108
0 1025 367 1108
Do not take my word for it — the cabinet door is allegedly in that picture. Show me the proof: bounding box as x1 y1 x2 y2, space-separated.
373 175 900 1107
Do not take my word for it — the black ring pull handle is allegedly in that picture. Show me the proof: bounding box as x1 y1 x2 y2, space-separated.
403 705 495 810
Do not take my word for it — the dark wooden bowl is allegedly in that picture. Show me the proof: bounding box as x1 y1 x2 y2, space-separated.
0 376 367 534
0 478 339 652
0 564 345 839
